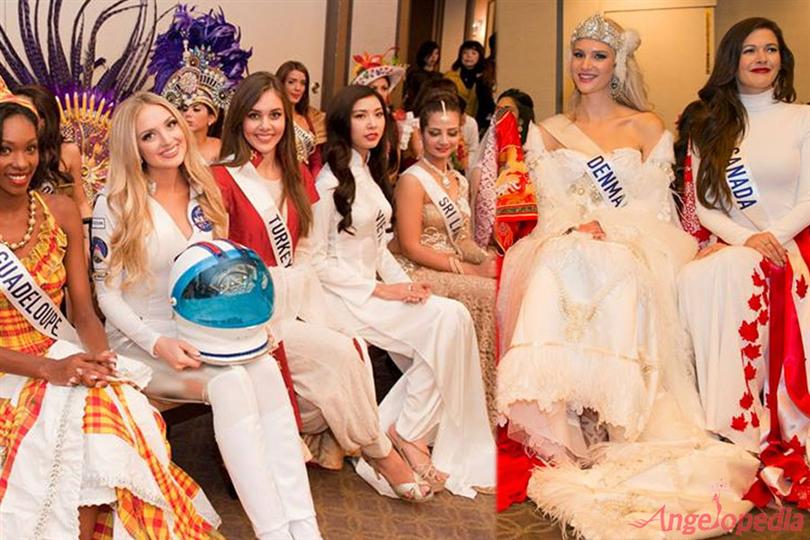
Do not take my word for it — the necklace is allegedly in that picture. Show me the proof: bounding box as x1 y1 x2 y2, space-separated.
421 158 453 189
0 191 37 251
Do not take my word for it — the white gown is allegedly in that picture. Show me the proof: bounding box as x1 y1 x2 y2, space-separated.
310 150 495 497
497 121 759 539
678 90 810 455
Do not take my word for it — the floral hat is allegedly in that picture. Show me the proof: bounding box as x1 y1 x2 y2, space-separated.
350 47 406 89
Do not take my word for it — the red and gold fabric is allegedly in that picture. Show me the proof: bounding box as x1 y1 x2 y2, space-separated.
0 195 221 537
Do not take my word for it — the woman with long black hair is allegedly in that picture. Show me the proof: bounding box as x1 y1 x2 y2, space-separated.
445 41 494 129
309 85 494 498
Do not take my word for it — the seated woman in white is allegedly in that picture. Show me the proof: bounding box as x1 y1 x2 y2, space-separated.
93 92 320 540
679 17 810 503
212 71 429 501
309 85 495 498
496 14 758 539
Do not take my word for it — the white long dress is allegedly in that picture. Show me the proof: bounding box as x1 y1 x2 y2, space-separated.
497 121 759 539
310 150 495 497
678 90 810 455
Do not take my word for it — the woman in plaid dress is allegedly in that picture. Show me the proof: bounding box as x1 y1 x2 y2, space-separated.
0 98 221 536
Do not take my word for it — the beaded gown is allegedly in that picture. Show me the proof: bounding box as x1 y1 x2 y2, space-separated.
496 124 759 539
393 164 497 424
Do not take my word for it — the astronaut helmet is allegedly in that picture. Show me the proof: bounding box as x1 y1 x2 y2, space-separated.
169 240 274 364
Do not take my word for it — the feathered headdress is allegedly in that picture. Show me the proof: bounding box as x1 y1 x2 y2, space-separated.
350 47 406 89
148 5 251 114
0 0 164 203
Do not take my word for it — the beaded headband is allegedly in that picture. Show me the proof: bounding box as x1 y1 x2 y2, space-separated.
0 76 39 118
571 14 640 85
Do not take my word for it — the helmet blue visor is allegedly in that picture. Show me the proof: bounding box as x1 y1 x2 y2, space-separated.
172 255 274 329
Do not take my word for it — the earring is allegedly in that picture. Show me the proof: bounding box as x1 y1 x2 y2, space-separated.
609 76 620 97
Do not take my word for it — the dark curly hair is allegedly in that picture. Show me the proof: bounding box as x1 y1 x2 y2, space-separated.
324 85 391 234
15 85 73 189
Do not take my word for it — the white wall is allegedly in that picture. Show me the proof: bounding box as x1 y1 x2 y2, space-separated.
440 0 467 72
350 0 400 82
0 0 328 107
498 0 559 121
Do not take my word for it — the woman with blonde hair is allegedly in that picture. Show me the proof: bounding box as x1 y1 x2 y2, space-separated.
495 14 757 538
93 91 321 539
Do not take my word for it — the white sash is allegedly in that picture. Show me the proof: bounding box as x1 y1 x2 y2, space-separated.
541 114 628 208
724 147 768 226
409 165 465 241
0 244 79 343
226 162 294 268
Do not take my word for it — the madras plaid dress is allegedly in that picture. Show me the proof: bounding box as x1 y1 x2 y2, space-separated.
0 193 222 539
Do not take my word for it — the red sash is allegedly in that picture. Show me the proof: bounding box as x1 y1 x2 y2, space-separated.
744 227 810 508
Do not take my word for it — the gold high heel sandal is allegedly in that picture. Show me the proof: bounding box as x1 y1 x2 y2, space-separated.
387 425 448 493
366 452 433 503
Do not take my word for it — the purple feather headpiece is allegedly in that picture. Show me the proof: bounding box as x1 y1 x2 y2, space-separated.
148 5 252 114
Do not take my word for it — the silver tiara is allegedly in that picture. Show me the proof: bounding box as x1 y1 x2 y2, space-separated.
571 14 623 51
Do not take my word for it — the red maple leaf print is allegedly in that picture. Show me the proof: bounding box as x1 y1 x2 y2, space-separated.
748 294 762 311
742 343 761 360
758 310 769 325
752 270 766 287
739 391 754 410
739 320 759 342
731 414 748 431
744 362 758 382
751 412 760 427
797 275 808 299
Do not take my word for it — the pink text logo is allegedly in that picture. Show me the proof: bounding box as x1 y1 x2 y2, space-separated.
630 495 804 536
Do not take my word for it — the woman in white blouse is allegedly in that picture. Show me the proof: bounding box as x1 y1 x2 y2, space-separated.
679 18 810 504
309 85 495 498
93 92 320 540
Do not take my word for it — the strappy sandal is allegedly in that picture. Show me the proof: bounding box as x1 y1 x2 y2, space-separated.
366 452 433 503
387 425 449 493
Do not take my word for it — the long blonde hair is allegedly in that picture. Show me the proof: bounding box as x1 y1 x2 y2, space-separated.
106 92 228 289
567 17 650 113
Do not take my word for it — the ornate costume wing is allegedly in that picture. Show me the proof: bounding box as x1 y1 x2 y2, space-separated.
0 0 164 204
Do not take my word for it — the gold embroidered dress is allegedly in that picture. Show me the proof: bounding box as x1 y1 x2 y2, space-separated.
394 165 497 423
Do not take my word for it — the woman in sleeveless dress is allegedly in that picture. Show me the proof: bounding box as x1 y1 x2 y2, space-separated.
390 93 497 423
678 18 810 506
496 14 758 539
0 94 220 537
277 61 325 177
93 92 321 539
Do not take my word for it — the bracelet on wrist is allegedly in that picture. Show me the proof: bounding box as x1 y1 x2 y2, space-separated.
448 255 465 274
